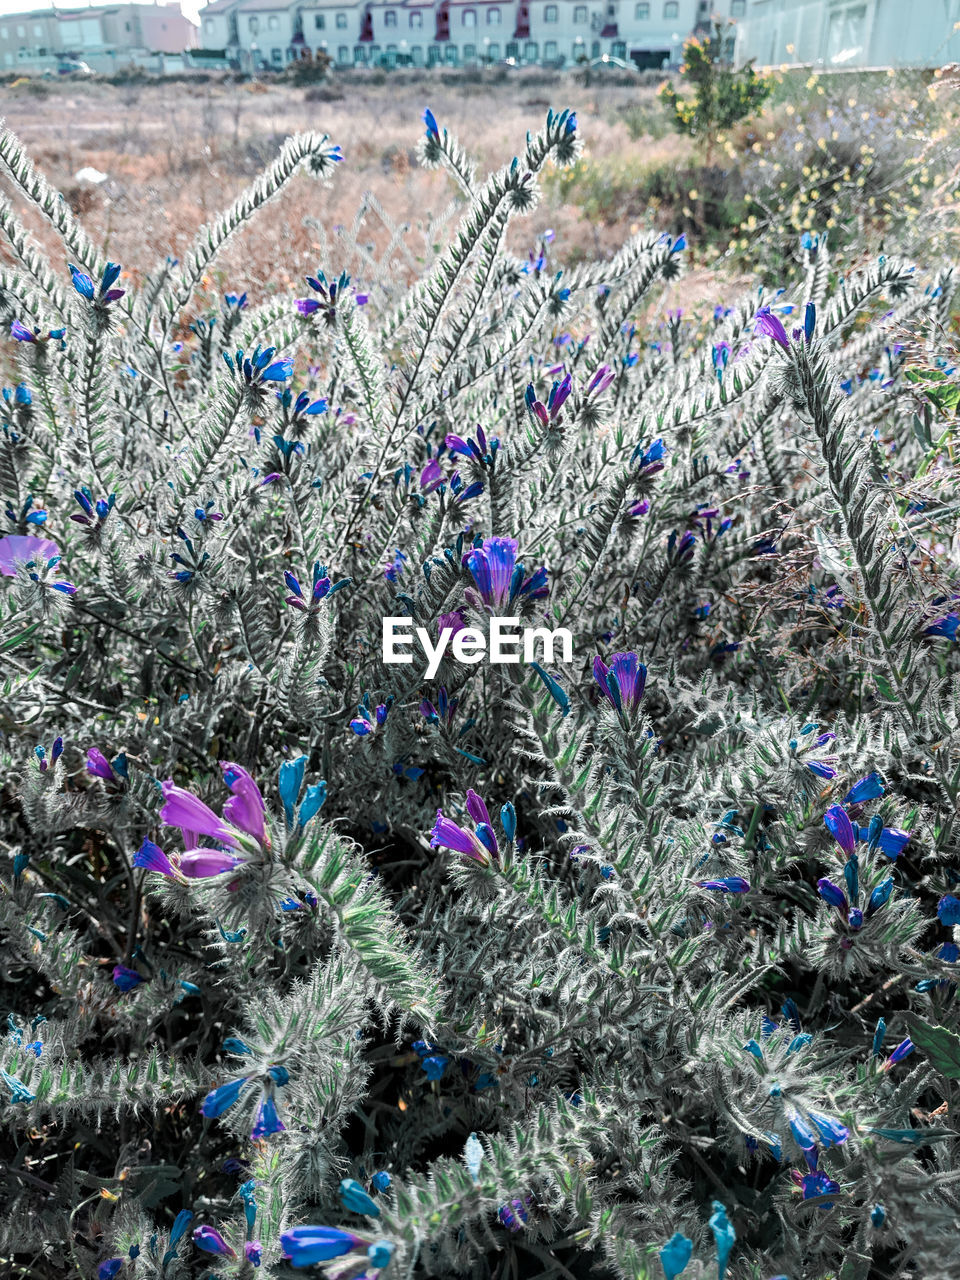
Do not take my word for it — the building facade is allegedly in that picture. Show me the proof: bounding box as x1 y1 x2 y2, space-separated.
197 0 750 68
732 0 960 69
0 2 197 73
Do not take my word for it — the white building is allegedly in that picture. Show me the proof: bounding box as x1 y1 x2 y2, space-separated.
732 0 960 69
196 0 752 68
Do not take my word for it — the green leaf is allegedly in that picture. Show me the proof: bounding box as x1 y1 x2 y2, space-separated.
902 1014 960 1078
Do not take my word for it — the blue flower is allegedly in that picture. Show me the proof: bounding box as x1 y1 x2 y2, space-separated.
843 772 884 805
423 106 440 138
251 1094 285 1138
280 1226 365 1266
807 1109 849 1147
708 1200 736 1280
938 894 960 926
421 1054 449 1081
112 964 145 992
97 1261 123 1280
278 755 307 826
867 877 893 916
500 802 517 843
659 1232 693 1280
530 662 569 716
200 1075 250 1118
367 1240 395 1269
371 1170 391 1192
340 1177 381 1217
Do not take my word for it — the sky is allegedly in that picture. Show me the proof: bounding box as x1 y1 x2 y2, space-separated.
0 0 201 24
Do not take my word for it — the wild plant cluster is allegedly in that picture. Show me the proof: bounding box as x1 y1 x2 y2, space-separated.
1 101 959 1280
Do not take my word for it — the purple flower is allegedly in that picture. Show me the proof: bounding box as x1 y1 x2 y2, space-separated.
463 536 517 610
97 1262 123 1280
823 804 855 855
86 748 116 781
695 877 750 893
10 320 36 342
883 1037 914 1070
420 458 444 493
193 1225 236 1258
0 535 60 577
220 761 268 847
798 1170 840 1208
593 652 647 714
430 809 491 866
160 779 240 849
753 306 790 352
281 1226 365 1266
251 1094 286 1139
112 965 145 992
179 848 243 878
586 363 614 396
438 610 467 636
817 878 848 910
498 1197 531 1231
245 1241 263 1266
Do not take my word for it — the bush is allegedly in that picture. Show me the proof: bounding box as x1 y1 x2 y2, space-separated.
659 22 773 161
1 103 960 1280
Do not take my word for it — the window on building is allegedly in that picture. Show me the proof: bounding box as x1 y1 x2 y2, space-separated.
410 10 422 26
635 1 649 16
336 12 347 26
463 41 476 58
203 18 213 31
315 13 325 28
523 38 537 58
544 4 557 20
731 0 745 14
354 43 366 59
16 24 25 36
271 46 282 60
487 39 499 56
462 8 476 25
445 42 457 61
385 10 397 24
544 38 557 56
612 38 625 56
487 6 501 23
268 14 279 29
33 22 42 35
663 1 678 16
248 16 259 33
826 2 866 63
338 43 348 59
574 4 587 20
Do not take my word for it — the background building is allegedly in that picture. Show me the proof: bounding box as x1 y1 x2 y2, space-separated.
0 2 197 73
732 0 960 68
195 0 752 68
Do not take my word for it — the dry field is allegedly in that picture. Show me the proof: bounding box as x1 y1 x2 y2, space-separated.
0 71 706 314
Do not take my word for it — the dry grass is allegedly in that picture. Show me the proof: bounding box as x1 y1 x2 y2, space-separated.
0 71 686 312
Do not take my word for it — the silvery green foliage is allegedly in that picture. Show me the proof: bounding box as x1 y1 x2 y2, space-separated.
0 107 959 1280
